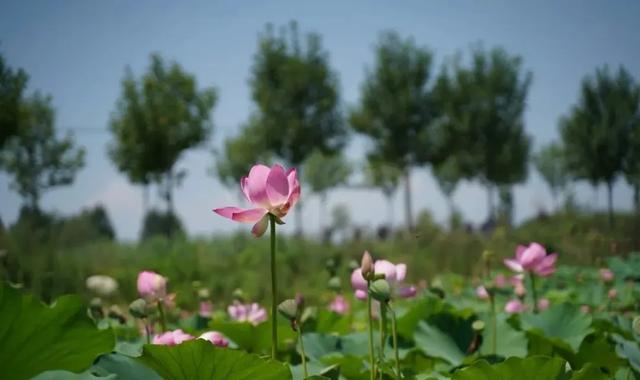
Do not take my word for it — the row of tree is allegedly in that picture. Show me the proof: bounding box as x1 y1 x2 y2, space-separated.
1 22 639 236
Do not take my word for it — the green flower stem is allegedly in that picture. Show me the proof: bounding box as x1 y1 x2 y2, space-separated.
366 280 376 380
389 305 401 379
156 301 167 332
379 303 388 380
298 324 308 378
269 213 278 359
529 272 539 314
144 318 151 344
489 292 497 355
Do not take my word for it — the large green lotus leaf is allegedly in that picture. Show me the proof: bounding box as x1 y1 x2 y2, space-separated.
290 362 339 380
521 304 592 352
568 363 612 380
479 313 527 358
301 333 341 360
93 353 162 379
396 296 456 339
209 319 295 353
321 355 368 380
451 356 566 380
613 334 640 373
137 339 292 380
413 312 475 366
571 333 623 373
0 283 115 380
312 310 352 335
31 370 115 380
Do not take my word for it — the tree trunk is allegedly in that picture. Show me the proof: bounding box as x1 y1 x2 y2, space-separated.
607 180 614 228
487 184 494 221
634 183 640 214
143 184 149 213
385 192 394 229
403 168 413 231
319 192 327 235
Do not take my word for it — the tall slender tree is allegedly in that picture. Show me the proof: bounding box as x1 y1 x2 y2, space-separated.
560 66 638 226
109 54 217 224
434 47 531 220
350 31 436 230
363 158 403 226
533 142 570 210
1 92 85 211
250 22 346 234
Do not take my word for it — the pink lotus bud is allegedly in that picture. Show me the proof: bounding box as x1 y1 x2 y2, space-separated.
580 305 591 314
361 251 374 278
608 288 618 299
199 331 229 347
505 299 525 314
328 295 350 315
475 286 489 300
599 268 614 283
199 301 213 318
494 274 507 288
537 298 550 311
152 329 194 345
137 271 167 302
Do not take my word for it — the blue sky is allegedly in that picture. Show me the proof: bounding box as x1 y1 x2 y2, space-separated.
1 1 639 240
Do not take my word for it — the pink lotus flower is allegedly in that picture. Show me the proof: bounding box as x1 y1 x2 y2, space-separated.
608 288 618 299
227 301 268 325
600 268 614 283
328 295 350 315
199 301 213 318
505 299 525 314
475 286 489 300
537 298 550 311
199 331 229 347
214 164 300 237
510 275 526 297
137 271 167 302
494 274 507 288
152 329 194 345
504 243 557 277
351 259 417 300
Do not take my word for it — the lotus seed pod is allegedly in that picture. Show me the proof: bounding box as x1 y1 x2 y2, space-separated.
369 279 391 302
129 298 148 319
328 276 342 291
277 299 298 321
472 320 485 332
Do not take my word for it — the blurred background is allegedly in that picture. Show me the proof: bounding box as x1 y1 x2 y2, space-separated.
0 1 639 305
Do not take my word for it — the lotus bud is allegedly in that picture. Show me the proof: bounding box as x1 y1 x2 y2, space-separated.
129 298 148 319
369 279 391 303
328 276 342 291
472 320 485 332
278 299 299 322
232 288 245 301
361 251 374 279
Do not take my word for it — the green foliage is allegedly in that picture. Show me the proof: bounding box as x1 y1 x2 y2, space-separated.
137 339 292 380
0 282 114 380
250 22 345 166
108 53 217 212
0 92 85 210
451 356 566 380
58 205 116 246
534 143 570 206
520 304 592 352
140 209 185 241
304 150 352 195
0 51 28 148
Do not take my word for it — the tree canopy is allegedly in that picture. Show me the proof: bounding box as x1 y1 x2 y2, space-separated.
0 52 28 148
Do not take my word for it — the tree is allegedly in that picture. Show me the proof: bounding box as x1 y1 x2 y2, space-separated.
533 142 570 210
1 92 85 211
350 31 436 230
433 47 531 220
363 158 403 225
560 66 639 226
250 22 346 233
0 52 28 148
303 150 352 231
432 158 461 219
109 54 217 224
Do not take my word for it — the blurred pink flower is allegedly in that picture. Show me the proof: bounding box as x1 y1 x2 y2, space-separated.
137 271 167 302
328 295 350 315
213 164 300 237
199 301 213 318
510 275 526 297
475 286 489 300
608 288 618 299
504 243 557 277
505 299 525 314
600 268 614 283
227 301 268 325
351 258 417 301
152 329 194 345
199 331 229 347
580 305 591 314
494 274 507 288
537 298 550 311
